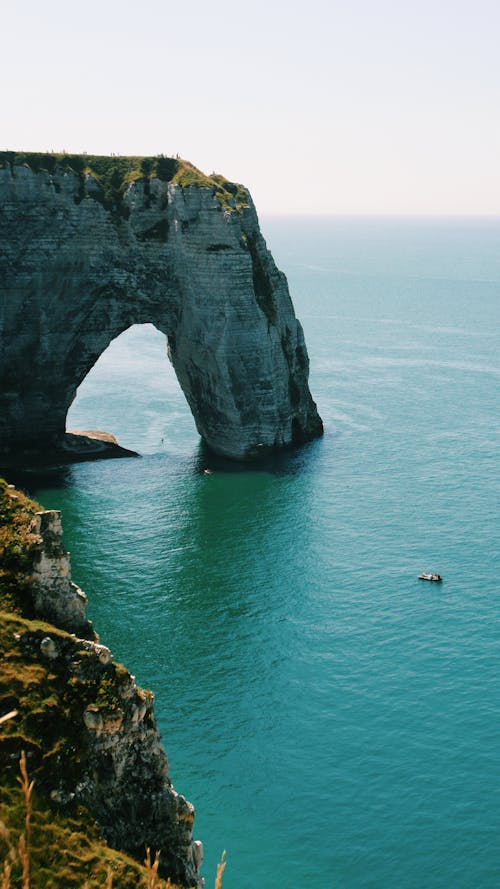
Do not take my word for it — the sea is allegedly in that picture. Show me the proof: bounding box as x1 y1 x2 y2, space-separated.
8 217 500 889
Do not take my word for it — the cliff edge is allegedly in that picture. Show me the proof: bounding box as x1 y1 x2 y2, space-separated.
0 478 202 887
0 152 323 462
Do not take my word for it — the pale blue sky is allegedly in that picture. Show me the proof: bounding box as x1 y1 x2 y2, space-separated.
2 0 499 214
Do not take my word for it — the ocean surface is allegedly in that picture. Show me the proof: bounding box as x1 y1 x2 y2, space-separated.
10 217 500 889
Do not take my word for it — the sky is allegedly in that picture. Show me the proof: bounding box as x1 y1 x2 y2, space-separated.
2 0 499 215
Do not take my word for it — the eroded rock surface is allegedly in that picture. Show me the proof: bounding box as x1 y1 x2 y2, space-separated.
0 157 322 460
0 484 203 887
30 509 92 636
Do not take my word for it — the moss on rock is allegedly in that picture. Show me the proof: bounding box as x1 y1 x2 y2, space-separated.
0 479 43 615
0 151 250 214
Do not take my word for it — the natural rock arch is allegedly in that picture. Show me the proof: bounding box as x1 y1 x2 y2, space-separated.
0 155 322 460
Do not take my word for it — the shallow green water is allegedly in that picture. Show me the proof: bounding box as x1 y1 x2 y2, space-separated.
12 217 500 889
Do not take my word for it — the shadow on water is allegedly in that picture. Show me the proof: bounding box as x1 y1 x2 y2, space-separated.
0 463 76 496
1 432 325 496
194 435 324 478
1 438 325 760
10 439 322 684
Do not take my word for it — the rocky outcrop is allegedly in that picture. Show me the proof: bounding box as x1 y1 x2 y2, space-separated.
0 479 202 887
30 509 93 636
0 153 322 461
22 624 202 886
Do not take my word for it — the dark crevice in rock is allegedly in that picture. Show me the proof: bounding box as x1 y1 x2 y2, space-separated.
136 218 169 242
206 243 232 252
246 233 277 326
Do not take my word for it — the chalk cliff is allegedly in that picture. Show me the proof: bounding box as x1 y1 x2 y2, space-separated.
0 479 202 887
0 152 322 461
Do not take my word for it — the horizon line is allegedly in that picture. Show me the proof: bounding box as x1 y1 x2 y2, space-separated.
259 212 500 219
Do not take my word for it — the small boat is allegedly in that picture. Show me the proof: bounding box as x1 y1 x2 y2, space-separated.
418 573 442 582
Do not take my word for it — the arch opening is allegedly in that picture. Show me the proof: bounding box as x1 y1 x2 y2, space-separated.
66 324 199 457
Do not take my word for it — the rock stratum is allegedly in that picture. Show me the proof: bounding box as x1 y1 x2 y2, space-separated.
0 478 202 887
0 152 322 461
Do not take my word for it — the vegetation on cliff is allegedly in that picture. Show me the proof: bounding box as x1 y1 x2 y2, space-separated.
0 481 42 616
0 480 194 887
0 151 249 214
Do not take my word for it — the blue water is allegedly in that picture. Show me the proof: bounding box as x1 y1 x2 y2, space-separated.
12 218 500 888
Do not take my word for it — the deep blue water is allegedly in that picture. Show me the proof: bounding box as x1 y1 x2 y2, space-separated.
12 218 500 888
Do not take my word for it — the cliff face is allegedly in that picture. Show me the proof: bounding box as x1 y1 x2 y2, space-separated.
0 153 322 460
30 510 93 636
0 479 202 887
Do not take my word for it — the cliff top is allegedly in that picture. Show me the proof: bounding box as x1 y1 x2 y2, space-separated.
0 150 249 212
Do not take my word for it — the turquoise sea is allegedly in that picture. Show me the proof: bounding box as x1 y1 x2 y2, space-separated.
10 218 500 889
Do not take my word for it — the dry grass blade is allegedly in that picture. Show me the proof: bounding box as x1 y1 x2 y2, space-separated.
1 859 12 889
19 758 32 888
104 866 113 888
144 848 161 889
0 710 17 726
17 834 28 889
16 751 34 889
0 820 16 884
214 850 226 889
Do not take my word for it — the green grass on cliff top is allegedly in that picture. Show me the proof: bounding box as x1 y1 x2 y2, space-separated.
0 150 249 212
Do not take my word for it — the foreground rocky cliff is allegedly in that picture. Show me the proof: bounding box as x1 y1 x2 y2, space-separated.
0 152 322 461
0 478 202 887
